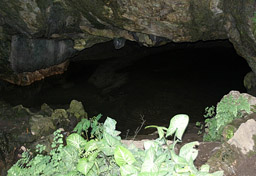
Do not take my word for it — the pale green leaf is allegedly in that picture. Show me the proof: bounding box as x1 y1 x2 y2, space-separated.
211 171 224 176
98 140 114 156
170 150 187 165
66 133 87 150
120 164 138 176
103 132 121 147
144 126 167 139
141 147 158 173
114 145 136 166
64 171 81 176
199 164 210 172
84 139 98 152
77 158 94 175
88 151 99 162
104 117 121 138
157 127 165 139
143 140 159 151
61 145 79 170
179 141 199 162
139 172 158 176
166 114 189 140
154 153 167 167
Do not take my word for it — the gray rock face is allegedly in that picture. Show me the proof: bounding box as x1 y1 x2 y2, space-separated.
0 0 256 84
228 119 256 154
10 35 76 73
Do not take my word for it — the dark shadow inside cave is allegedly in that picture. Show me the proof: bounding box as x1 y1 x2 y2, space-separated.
0 40 251 136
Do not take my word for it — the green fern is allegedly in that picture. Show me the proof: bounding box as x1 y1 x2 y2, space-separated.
203 95 250 141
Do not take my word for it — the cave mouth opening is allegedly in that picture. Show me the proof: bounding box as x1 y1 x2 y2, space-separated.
0 39 251 136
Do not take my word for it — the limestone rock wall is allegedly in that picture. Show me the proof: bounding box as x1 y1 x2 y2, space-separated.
0 0 256 85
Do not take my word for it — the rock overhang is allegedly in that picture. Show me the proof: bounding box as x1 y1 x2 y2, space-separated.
0 0 256 86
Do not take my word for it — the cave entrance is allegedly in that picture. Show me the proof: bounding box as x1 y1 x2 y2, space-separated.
0 40 251 137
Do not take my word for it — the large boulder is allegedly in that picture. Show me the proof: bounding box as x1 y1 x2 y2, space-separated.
206 91 256 175
228 118 256 155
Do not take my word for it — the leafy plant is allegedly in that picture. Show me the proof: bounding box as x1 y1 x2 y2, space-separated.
203 95 250 141
8 114 223 176
73 114 103 140
204 106 215 118
8 129 81 176
115 114 223 176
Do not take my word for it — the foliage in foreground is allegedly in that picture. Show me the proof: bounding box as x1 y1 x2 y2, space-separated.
203 95 250 141
8 114 223 176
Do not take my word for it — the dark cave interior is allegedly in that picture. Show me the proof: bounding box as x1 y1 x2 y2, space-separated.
0 39 251 135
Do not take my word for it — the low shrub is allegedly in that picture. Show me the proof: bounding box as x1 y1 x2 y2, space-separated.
8 114 223 176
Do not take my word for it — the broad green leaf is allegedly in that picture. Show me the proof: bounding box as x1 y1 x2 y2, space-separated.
139 172 158 176
73 122 83 134
99 133 121 156
170 150 187 165
179 141 199 162
62 145 79 160
141 147 158 173
211 171 224 176
98 140 115 156
95 113 102 121
77 158 94 175
61 145 79 170
86 165 98 176
99 145 113 156
66 133 87 150
156 127 165 139
114 145 136 166
154 153 167 167
64 171 81 176
175 165 192 173
143 140 159 151
104 117 117 131
120 164 138 176
88 151 99 162
103 132 121 147
166 114 189 140
104 117 121 138
199 164 210 172
82 119 90 131
155 170 169 176
84 139 98 152
158 161 175 175
145 125 168 139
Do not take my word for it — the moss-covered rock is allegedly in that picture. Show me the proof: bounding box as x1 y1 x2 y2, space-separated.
40 103 53 116
51 109 70 130
29 114 56 137
67 100 87 119
0 99 90 174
